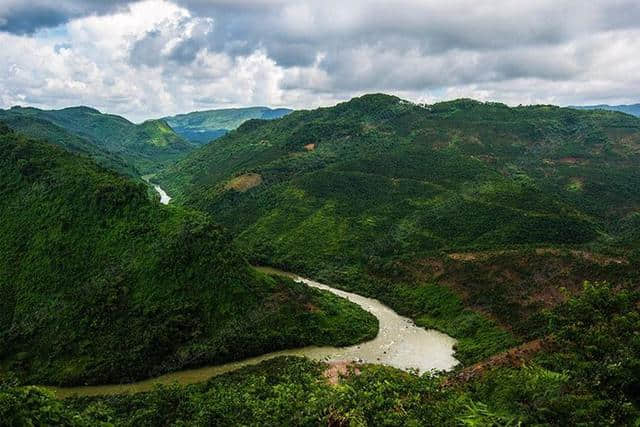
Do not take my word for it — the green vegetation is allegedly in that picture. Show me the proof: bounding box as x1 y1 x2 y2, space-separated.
0 123 376 386
158 93 640 362
164 107 292 144
0 114 137 177
0 106 196 175
3 95 640 424
3 282 637 425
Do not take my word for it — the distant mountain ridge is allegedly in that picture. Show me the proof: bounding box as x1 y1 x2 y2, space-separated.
163 106 292 144
0 105 195 175
571 103 640 117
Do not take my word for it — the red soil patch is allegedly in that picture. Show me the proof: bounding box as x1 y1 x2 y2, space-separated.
534 248 627 266
225 173 262 192
401 248 630 329
448 248 626 267
444 339 548 387
557 157 586 165
323 361 361 385
448 252 481 261
304 303 321 313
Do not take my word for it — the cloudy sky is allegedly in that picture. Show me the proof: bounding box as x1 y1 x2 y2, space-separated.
1 0 639 121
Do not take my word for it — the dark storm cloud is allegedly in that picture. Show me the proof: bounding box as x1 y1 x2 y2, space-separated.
0 6 69 34
0 0 136 34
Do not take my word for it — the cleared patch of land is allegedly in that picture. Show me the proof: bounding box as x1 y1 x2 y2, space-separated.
225 173 263 192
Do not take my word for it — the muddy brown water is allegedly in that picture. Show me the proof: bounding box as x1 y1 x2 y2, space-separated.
48 268 458 399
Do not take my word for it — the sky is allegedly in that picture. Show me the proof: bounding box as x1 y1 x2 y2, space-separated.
1 0 639 122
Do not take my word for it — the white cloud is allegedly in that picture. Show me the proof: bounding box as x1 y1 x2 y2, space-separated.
0 0 639 121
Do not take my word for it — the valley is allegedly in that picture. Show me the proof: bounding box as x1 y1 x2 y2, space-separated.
1 94 639 425
164 107 292 144
2 2 640 423
49 267 457 399
0 123 377 388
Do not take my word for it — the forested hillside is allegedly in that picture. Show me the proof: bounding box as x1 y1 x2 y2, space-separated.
158 94 640 360
0 106 196 174
2 95 639 425
5 281 639 425
164 107 292 144
0 123 376 386
0 114 137 176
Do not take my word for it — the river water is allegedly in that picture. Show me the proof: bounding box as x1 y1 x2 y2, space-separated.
153 184 171 205
49 267 457 398
141 175 171 205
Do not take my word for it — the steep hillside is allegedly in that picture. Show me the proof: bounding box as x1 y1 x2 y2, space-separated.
164 106 292 144
0 106 196 174
158 94 640 356
0 124 376 386
572 103 640 117
0 114 137 177
160 94 640 253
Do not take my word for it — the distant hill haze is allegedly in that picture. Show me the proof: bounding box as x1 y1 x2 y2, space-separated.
0 106 195 175
163 106 293 144
571 103 640 117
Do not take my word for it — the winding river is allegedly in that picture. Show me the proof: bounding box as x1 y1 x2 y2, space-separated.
47 188 458 399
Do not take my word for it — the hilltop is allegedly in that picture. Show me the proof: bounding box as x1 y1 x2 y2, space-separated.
0 123 376 386
0 114 137 176
0 106 196 175
157 93 640 361
164 106 292 144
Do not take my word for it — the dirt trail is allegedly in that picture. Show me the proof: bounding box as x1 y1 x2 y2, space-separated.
447 248 627 266
323 361 361 385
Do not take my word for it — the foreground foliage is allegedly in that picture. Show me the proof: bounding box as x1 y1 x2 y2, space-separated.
3 282 637 425
0 124 376 386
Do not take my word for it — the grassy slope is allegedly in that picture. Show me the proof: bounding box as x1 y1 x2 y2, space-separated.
164 107 292 144
0 106 196 174
0 124 377 386
157 94 640 362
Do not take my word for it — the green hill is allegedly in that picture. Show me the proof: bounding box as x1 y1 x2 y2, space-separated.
157 94 640 359
0 114 137 177
164 107 292 144
0 123 376 386
159 94 640 256
0 106 196 174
